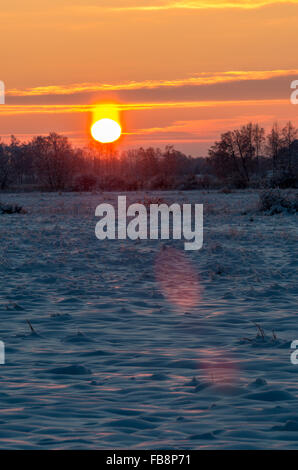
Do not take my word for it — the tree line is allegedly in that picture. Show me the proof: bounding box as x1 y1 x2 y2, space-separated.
0 122 297 191
208 122 298 188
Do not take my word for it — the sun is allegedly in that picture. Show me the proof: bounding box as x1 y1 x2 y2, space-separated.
91 118 122 143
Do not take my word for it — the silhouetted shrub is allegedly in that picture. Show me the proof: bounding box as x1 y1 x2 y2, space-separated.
125 180 142 191
271 171 298 189
74 174 97 191
227 175 248 189
99 175 127 191
177 175 199 190
148 174 177 190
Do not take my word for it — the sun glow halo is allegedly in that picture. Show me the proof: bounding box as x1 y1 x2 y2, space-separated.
91 118 122 144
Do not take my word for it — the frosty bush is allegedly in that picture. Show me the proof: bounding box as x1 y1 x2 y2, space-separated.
0 202 25 214
270 171 298 189
258 189 298 214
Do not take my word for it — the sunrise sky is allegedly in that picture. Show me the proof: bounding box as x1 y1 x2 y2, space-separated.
1 0 298 154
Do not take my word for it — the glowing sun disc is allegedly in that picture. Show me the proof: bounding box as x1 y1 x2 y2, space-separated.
91 118 122 143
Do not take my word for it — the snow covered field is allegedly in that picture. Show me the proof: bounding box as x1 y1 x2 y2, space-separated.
0 190 297 449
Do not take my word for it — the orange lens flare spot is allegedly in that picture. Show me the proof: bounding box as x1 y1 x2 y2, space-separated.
91 118 122 144
155 247 202 311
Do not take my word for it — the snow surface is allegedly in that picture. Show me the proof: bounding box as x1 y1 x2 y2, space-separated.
0 190 297 449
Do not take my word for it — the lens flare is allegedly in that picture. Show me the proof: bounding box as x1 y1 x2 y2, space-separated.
198 349 239 387
91 118 122 143
155 247 202 311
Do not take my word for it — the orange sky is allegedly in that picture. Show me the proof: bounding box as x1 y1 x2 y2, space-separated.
1 0 298 154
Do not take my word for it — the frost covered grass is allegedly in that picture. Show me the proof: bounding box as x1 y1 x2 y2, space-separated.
258 189 298 215
0 190 297 449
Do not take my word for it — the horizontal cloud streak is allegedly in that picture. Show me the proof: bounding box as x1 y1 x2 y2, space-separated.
7 70 298 98
79 0 298 12
0 99 289 116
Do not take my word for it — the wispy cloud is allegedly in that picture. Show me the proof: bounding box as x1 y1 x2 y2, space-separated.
0 99 288 116
7 70 298 97
80 0 298 12
128 114 276 138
